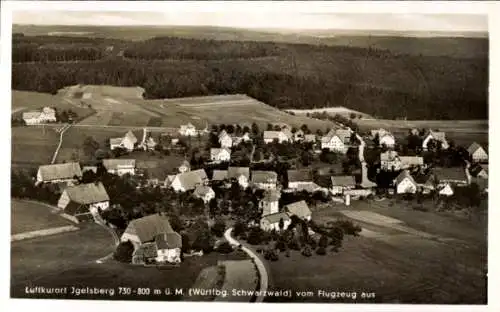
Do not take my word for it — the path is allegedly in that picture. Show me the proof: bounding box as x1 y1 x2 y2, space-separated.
50 123 71 164
224 228 268 303
11 225 80 242
94 214 120 263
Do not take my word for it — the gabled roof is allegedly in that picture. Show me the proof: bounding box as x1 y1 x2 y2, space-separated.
426 130 447 143
109 138 123 145
124 130 138 144
262 189 281 202
64 182 110 204
304 134 316 142
193 185 214 197
287 169 313 183
251 171 278 183
102 159 136 170
22 111 42 119
295 182 321 193
399 156 424 167
123 214 174 243
380 150 399 162
467 142 486 155
38 162 82 181
227 167 250 179
433 167 468 182
261 212 291 224
212 170 228 181
413 173 436 186
394 170 417 186
331 175 356 187
263 131 284 140
285 200 312 219
155 232 182 250
210 148 231 158
174 169 208 191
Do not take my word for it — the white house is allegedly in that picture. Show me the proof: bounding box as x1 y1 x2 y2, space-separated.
467 142 488 163
36 162 82 185
471 164 488 179
138 128 157 151
287 169 314 190
438 184 455 197
179 123 197 136
57 182 110 220
193 185 216 203
102 159 136 176
320 128 351 153
393 170 418 194
227 167 250 188
379 133 396 148
284 200 312 221
304 134 316 143
219 133 233 148
109 130 138 152
22 107 57 125
155 232 182 264
330 176 356 195
260 212 291 232
293 129 305 142
260 190 281 216
251 171 278 190
263 131 289 144
169 169 208 192
210 148 231 162
422 130 449 150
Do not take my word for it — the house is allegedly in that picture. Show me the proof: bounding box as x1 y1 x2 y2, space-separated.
399 156 424 170
164 175 176 188
437 184 455 196
293 129 305 142
433 167 469 186
102 159 136 176
57 182 110 221
193 185 216 203
178 160 191 173
371 128 395 148
155 232 182 264
263 131 289 144
304 134 316 143
210 148 231 162
467 142 488 163
139 128 157 151
287 169 314 189
260 190 281 216
260 212 291 232
22 107 57 125
82 166 97 174
422 130 449 150
36 162 82 185
281 128 294 141
110 130 138 152
219 133 233 148
251 171 278 190
179 123 197 136
320 128 351 153
413 173 437 194
227 167 250 188
393 170 418 194
330 175 356 195
380 150 400 171
170 169 208 192
212 170 228 182
121 214 176 250
284 200 312 221
470 164 488 179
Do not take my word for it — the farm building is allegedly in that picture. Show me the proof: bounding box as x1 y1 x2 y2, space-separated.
380 150 400 171
36 162 82 185
210 148 231 162
260 212 291 232
22 107 57 125
287 169 314 190
393 170 418 194
138 128 157 151
219 132 233 148
293 129 305 142
330 175 356 195
422 130 449 150
178 160 191 173
467 142 488 163
251 171 278 190
82 166 97 174
432 167 470 186
284 200 312 221
57 182 110 221
371 128 395 148
260 190 281 216
413 173 437 194
155 232 182 264
211 170 228 183
263 131 290 144
399 156 424 170
109 130 138 152
102 159 136 176
169 169 208 192
227 167 250 188
320 128 351 153
179 123 197 136
193 185 215 203
470 164 488 179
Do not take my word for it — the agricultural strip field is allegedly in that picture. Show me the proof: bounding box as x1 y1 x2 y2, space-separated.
11 200 73 235
215 260 258 302
11 127 60 167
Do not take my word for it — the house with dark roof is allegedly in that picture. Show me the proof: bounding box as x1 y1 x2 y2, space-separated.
260 190 281 216
413 173 437 194
102 159 136 176
170 169 208 192
251 170 278 190
57 182 110 221
211 170 228 182
467 142 488 163
36 162 82 185
155 232 182 264
470 164 488 179
330 175 356 195
193 185 215 203
260 212 291 232
422 130 449 150
227 167 250 188
433 167 469 186
121 214 175 249
287 169 314 189
393 170 418 194
284 200 312 221
109 130 138 152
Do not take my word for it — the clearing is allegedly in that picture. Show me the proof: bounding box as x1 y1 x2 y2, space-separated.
11 127 60 167
11 199 73 235
285 106 373 119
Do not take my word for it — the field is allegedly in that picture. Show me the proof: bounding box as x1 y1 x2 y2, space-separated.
286 106 373 119
11 127 59 167
264 199 487 304
11 200 73 235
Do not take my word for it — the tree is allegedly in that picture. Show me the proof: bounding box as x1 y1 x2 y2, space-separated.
168 213 184 232
301 245 312 257
226 124 235 134
349 112 356 119
114 240 134 263
266 123 273 131
211 218 226 237
216 241 234 254
83 136 99 157
233 220 248 238
316 246 327 255
251 122 260 136
318 234 329 248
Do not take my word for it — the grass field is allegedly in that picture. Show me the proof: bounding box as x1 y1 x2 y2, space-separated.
286 106 373 119
11 200 72 235
264 199 487 304
11 127 59 166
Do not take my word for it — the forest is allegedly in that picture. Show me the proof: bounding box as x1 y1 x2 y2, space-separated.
11 34 489 120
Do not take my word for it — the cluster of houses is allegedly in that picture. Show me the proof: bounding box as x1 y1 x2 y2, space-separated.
22 107 57 125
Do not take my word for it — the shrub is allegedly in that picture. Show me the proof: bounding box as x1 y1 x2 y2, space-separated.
264 248 279 261
216 241 234 254
233 220 248 238
331 246 340 253
211 218 226 237
247 227 265 245
275 240 287 252
114 240 134 263
301 246 312 257
287 237 301 251
318 235 329 248
316 246 327 255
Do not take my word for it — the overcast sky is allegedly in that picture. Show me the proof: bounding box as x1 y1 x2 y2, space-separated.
12 11 488 32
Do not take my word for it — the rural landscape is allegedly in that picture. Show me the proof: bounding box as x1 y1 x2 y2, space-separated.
10 12 488 305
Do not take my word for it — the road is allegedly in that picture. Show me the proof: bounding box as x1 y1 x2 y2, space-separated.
224 228 268 303
51 123 71 164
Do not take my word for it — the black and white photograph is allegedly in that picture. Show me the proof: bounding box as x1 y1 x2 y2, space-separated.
3 1 497 311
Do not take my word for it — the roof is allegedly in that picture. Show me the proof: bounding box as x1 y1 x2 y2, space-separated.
470 164 488 177
210 148 231 159
262 189 281 202
64 182 110 204
181 123 195 129
175 169 208 190
103 159 136 170
394 170 417 186
426 130 447 143
42 107 55 114
109 138 123 145
136 160 159 169
251 171 278 183
82 166 97 173
287 169 313 183
433 167 468 182
212 170 228 181
399 156 424 167
180 160 190 168
263 131 283 140
123 214 174 243
193 185 214 197
124 130 138 144
413 173 436 185
467 142 485 155
22 111 41 119
285 200 312 218
295 182 321 193
331 175 356 187
281 128 293 139
380 151 399 162
304 134 316 142
261 212 291 224
38 162 82 181
155 232 182 250
227 167 250 179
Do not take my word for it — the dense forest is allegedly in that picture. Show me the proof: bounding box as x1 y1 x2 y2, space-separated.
11 35 489 120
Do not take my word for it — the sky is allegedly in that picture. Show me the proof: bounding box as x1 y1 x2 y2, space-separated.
12 11 488 33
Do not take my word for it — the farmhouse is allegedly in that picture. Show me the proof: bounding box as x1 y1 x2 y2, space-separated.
371 128 395 148
330 175 356 195
36 162 82 185
293 129 305 142
210 148 231 162
380 150 400 171
287 169 314 190
102 159 136 176
219 132 233 148
422 130 449 150
57 182 110 221
399 156 424 170
284 200 312 221
109 130 138 152
413 173 437 194
320 128 351 153
155 232 182 264
394 170 418 194
227 167 250 188
260 212 291 232
22 107 57 125
178 160 191 173
304 134 316 143
193 185 216 203
138 128 157 151
433 167 470 186
179 123 197 136
251 171 278 190
211 170 228 183
260 190 281 216
170 169 208 192
121 214 178 252
467 142 488 163
263 131 290 144
470 164 488 179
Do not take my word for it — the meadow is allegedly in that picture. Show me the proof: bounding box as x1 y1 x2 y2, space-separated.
11 199 72 235
11 127 60 167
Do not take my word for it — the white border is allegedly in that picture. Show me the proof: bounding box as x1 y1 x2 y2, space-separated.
1 2 498 312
